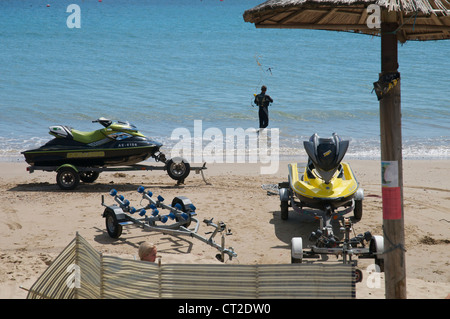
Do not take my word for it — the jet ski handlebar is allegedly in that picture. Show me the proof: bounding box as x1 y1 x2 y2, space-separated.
93 118 139 132
92 118 113 127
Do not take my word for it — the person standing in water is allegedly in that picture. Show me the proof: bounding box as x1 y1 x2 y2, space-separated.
254 85 273 129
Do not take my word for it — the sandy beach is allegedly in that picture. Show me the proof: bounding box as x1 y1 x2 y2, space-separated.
0 159 449 299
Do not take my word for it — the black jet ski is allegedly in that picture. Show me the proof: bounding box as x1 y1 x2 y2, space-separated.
22 117 166 167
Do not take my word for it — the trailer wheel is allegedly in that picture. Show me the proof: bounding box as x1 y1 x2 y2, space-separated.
353 199 363 220
80 171 100 183
370 235 385 272
171 197 193 228
104 209 122 239
166 158 190 181
56 167 80 190
354 269 363 283
280 200 289 220
291 237 303 263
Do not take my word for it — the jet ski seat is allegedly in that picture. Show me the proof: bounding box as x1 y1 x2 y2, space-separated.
71 129 106 144
305 160 345 181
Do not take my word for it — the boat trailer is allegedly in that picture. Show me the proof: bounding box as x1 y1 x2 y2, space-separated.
26 158 208 190
291 215 385 282
262 183 384 282
101 186 237 262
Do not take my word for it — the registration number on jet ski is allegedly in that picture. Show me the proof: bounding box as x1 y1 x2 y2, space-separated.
118 143 138 148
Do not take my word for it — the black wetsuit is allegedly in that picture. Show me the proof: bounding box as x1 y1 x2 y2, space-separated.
254 93 273 129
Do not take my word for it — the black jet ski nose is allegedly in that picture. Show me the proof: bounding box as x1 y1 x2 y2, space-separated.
316 137 338 171
303 133 349 183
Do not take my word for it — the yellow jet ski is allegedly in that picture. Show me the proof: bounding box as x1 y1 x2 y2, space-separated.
279 133 363 221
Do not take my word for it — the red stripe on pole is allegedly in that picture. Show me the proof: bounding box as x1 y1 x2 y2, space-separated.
382 187 402 220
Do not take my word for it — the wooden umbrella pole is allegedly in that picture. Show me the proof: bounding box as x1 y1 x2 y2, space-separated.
380 9 407 299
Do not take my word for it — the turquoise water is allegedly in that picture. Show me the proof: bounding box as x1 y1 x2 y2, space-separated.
1 0 449 161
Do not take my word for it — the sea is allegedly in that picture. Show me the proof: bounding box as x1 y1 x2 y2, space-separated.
1 0 449 164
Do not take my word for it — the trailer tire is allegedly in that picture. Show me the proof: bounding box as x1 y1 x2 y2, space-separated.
166 158 190 181
80 171 100 183
104 209 122 239
370 235 385 272
291 237 303 263
171 196 193 228
355 269 363 283
280 200 289 220
353 199 363 220
56 167 80 190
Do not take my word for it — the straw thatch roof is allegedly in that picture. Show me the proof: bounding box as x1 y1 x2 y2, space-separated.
243 0 450 42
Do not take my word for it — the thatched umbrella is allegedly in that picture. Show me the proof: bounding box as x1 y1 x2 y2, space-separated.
243 0 449 41
244 0 449 299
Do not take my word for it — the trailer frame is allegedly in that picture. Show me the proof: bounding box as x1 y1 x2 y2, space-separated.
101 186 237 262
26 160 208 190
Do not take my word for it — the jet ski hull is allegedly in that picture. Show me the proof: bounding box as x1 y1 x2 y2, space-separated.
22 137 162 167
288 162 359 211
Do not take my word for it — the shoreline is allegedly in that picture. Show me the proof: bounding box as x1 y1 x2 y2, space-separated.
1 159 449 299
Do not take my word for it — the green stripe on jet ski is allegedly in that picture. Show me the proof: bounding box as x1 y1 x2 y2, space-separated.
23 146 152 154
67 151 105 158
